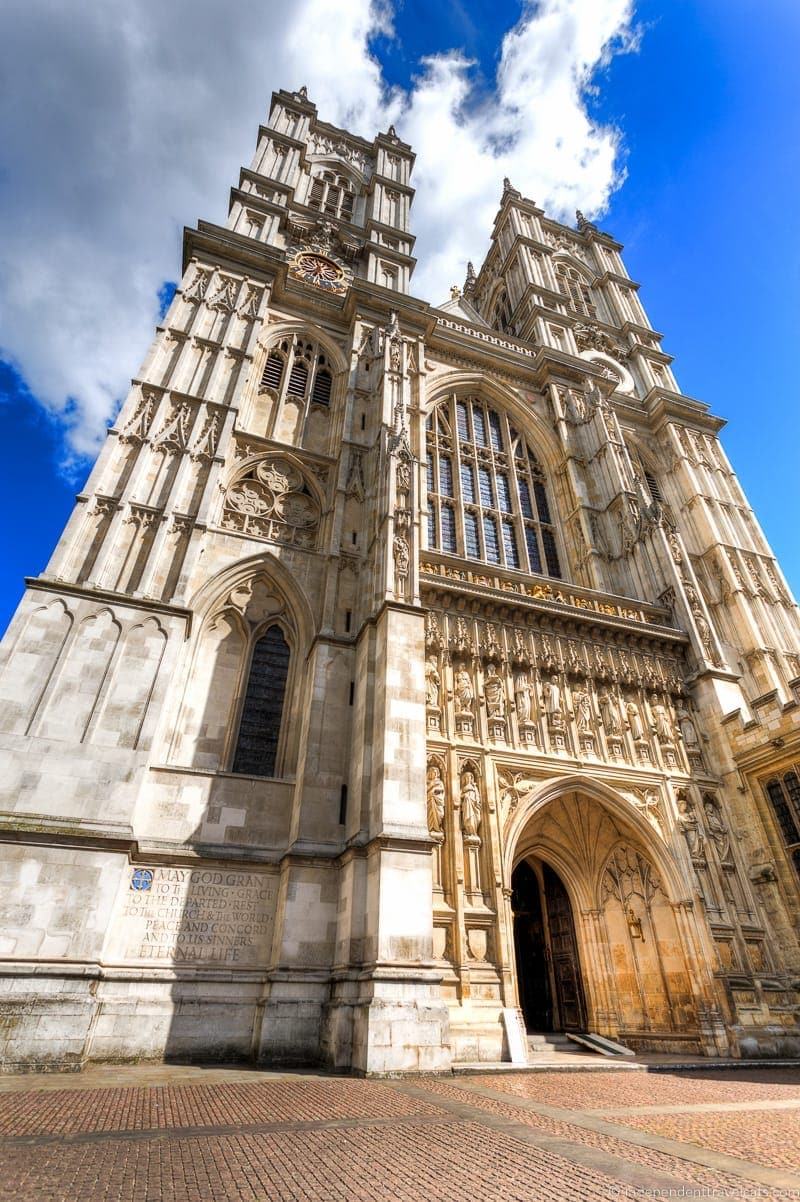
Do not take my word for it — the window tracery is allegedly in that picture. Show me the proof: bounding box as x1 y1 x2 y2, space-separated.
259 335 334 409
491 289 514 334
764 771 800 879
555 261 596 318
307 170 355 221
221 455 320 548
425 395 562 578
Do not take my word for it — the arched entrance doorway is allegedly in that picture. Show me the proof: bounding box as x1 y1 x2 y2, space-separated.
508 784 708 1053
512 858 586 1032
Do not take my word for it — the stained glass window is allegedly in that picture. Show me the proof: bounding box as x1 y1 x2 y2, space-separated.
441 505 457 553
424 395 563 578
232 625 290 778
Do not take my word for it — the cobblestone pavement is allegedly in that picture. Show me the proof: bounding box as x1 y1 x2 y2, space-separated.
1 1065 799 1201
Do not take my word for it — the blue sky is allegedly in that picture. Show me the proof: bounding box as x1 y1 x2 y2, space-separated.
1 0 798 635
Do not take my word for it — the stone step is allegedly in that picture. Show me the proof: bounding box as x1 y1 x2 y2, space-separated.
526 1032 585 1054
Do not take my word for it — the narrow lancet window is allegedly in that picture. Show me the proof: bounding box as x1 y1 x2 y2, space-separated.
232 625 290 778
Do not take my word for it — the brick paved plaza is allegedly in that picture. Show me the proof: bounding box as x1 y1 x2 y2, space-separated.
2 1064 800 1201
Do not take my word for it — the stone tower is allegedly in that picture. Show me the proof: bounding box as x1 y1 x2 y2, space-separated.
1 88 799 1073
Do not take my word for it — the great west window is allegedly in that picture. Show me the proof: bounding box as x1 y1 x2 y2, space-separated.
425 395 562 579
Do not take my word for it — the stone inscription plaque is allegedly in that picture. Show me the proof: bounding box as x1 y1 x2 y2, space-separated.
118 866 276 967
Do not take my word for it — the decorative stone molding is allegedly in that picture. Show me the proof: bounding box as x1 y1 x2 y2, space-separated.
220 455 320 548
308 132 371 175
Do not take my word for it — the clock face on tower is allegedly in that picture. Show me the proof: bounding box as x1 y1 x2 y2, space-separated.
289 251 347 294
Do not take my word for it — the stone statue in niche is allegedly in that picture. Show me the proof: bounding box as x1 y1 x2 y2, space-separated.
626 699 645 742
573 687 593 732
703 796 733 866
454 666 474 714
668 529 683 565
676 791 704 861
650 694 673 743
598 688 622 736
460 771 482 838
426 764 446 835
484 663 506 717
675 701 699 749
513 670 532 724
695 613 716 662
395 457 411 502
454 662 475 735
393 534 410 587
460 768 484 906
425 657 440 709
542 674 564 729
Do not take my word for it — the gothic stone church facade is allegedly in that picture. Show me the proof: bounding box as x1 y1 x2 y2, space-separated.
2 88 800 1074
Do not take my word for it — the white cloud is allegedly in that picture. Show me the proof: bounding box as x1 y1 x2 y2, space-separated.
0 0 637 465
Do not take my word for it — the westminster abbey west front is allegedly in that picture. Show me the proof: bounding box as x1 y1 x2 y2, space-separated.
1 87 800 1074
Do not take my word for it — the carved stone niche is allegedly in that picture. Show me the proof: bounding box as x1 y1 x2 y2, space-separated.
512 666 537 747
453 660 475 737
483 661 507 742
425 654 442 733
459 761 485 908
541 673 569 753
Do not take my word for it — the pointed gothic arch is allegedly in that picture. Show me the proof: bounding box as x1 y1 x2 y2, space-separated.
486 282 515 334
505 773 684 897
505 774 714 1048
242 322 348 452
552 254 598 318
423 378 567 579
423 373 563 475
166 553 315 774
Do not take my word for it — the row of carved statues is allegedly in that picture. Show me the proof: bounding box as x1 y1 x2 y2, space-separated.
426 758 486 904
424 607 686 694
425 652 701 766
426 760 482 840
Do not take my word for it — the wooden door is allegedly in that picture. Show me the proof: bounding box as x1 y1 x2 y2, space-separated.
543 864 586 1031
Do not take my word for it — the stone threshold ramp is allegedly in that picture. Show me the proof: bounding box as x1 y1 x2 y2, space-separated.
455 1032 644 1075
